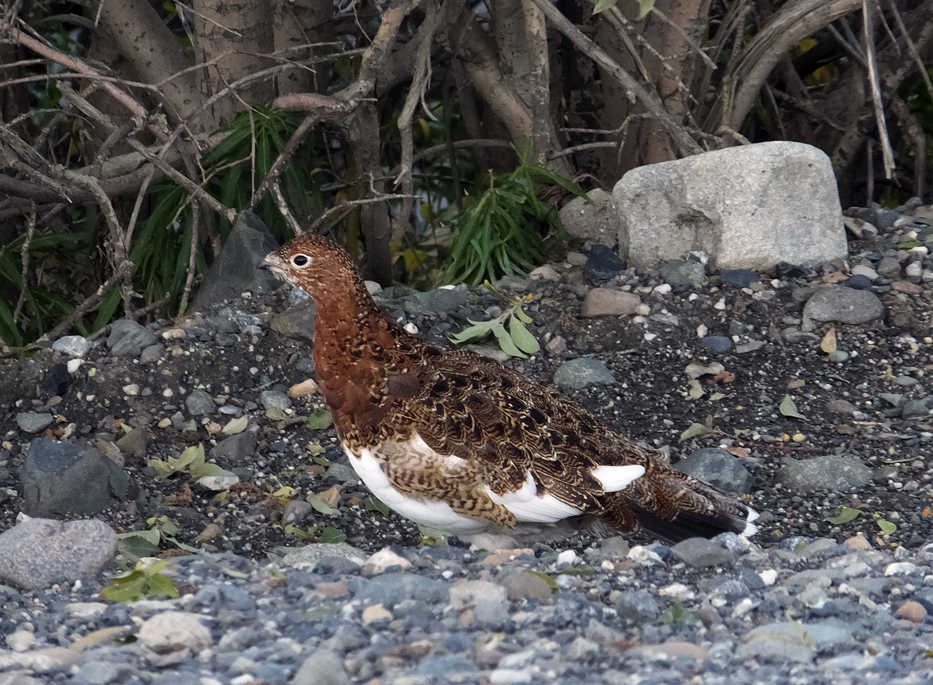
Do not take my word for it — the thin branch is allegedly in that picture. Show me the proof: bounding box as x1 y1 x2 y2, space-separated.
308 192 415 233
271 181 303 236
0 19 147 118
13 202 36 325
126 139 237 223
886 0 933 103
862 0 895 179
247 112 318 211
177 199 200 317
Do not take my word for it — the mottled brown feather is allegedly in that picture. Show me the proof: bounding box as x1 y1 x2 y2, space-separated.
264 234 756 540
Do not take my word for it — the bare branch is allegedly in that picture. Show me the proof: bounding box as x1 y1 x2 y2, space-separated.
862 0 895 179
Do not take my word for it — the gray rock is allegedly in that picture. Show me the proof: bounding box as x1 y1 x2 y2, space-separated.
52 335 90 357
876 256 901 279
185 389 216 416
450 579 508 627
671 537 736 568
259 390 291 411
720 269 759 287
107 319 158 357
851 264 879 280
675 448 753 493
581 288 641 317
0 517 117 591
558 188 618 245
844 274 872 290
584 244 625 283
500 570 553 603
700 335 733 354
778 454 872 492
349 572 449 607
138 611 212 653
901 397 931 417
401 285 468 315
193 211 281 311
210 432 257 462
553 358 615 389
614 589 660 621
659 259 706 288
15 412 53 433
116 427 148 459
279 543 368 571
21 438 133 516
269 301 317 342
615 142 846 270
801 286 883 331
414 655 479 679
139 343 164 364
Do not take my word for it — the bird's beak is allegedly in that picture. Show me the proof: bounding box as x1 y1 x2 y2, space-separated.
261 250 287 277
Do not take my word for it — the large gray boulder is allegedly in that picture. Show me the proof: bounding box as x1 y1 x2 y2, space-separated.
613 142 846 270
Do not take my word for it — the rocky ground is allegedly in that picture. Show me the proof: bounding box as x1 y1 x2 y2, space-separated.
0 200 932 683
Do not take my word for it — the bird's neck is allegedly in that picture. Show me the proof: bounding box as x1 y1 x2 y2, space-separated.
310 280 400 436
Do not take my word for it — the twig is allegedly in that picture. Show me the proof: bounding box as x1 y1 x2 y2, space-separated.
126 139 237 223
177 200 200 317
0 19 147 118
308 193 415 233
13 202 36 325
548 141 619 159
271 180 303 236
394 0 442 227
247 112 318 211
862 0 895 179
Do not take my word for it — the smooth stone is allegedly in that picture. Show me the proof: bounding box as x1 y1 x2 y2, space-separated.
778 454 872 492
675 448 753 493
671 537 736 568
553 358 615 389
138 611 212 653
581 288 641 317
15 412 53 433
659 259 706 288
185 389 216 416
0 517 117 591
700 335 733 354
52 335 90 357
107 319 158 357
801 286 883 330
844 274 872 290
290 647 350 685
259 390 291 411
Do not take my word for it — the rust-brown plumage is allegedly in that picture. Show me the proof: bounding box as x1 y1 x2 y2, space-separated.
263 233 758 541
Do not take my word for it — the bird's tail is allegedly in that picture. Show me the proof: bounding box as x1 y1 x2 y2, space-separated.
603 465 758 543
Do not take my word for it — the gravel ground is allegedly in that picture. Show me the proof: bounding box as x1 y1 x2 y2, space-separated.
0 201 932 683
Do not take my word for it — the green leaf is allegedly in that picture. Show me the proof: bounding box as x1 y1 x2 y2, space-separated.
306 409 333 430
317 525 347 543
592 0 617 14
491 321 527 358
100 571 148 602
365 496 391 515
306 440 325 457
449 321 495 344
877 519 897 535
306 493 339 517
779 395 805 419
146 573 180 599
116 529 161 559
679 422 714 441
189 461 235 479
175 443 206 470
508 316 540 355
825 506 862 525
687 379 705 400
637 0 656 20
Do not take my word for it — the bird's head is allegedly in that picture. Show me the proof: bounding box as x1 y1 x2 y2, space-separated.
262 233 362 302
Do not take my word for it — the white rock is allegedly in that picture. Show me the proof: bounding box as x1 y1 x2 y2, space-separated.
556 550 578 567
66 359 83 374
6 629 35 652
363 547 412 575
196 474 239 491
615 142 846 270
758 569 778 586
885 562 918 576
138 611 212 653
52 335 90 357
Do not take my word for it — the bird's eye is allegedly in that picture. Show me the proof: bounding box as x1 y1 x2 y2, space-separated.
291 254 311 268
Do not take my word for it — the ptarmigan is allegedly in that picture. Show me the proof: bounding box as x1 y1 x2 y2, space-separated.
263 234 758 542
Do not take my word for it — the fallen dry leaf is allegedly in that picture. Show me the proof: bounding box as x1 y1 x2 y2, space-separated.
820 327 837 354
